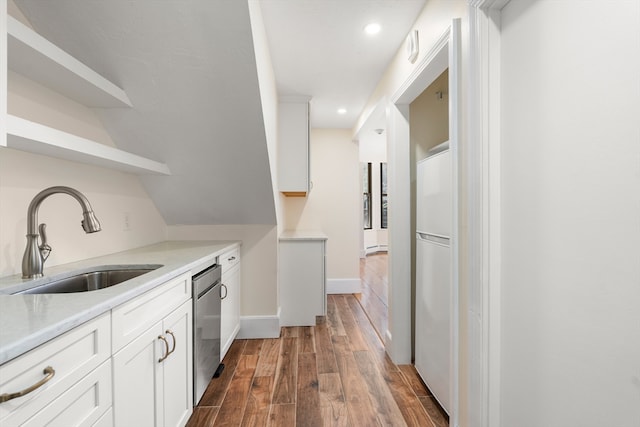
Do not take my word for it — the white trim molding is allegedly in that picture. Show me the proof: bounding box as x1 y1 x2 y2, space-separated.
365 245 388 256
449 18 462 427
0 0 7 148
467 1 509 426
326 278 361 294
237 311 281 339
392 27 450 105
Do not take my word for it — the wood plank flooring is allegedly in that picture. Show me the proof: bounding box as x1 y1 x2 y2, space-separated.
187 294 448 427
355 254 388 341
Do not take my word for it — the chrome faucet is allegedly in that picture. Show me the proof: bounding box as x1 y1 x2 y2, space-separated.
22 186 101 279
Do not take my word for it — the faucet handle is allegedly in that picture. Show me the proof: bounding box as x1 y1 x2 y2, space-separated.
38 223 52 261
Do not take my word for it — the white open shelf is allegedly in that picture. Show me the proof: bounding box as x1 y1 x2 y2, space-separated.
7 16 132 108
6 114 171 175
2 15 170 175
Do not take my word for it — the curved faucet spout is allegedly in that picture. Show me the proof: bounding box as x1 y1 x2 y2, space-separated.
22 186 101 279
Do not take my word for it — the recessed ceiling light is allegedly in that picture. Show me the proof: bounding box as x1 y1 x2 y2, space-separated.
337 108 347 115
364 23 381 35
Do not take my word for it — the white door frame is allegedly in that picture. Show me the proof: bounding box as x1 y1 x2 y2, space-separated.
467 1 509 426
387 19 461 426
0 0 7 148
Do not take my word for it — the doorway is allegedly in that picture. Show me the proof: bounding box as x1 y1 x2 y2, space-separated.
383 19 461 425
357 120 389 341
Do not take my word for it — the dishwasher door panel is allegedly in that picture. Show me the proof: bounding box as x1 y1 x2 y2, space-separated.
193 281 221 405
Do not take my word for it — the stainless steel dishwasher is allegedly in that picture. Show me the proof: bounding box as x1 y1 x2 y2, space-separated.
192 263 223 405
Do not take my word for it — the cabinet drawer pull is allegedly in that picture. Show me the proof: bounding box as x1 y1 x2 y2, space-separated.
165 330 176 356
158 335 170 363
221 283 228 300
0 366 55 403
228 256 236 262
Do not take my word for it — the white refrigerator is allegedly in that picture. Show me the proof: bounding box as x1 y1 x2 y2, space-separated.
415 141 452 414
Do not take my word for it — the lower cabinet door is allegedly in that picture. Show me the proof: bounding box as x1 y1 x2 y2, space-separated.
113 302 193 427
113 323 164 427
91 408 113 427
161 301 193 427
22 360 112 427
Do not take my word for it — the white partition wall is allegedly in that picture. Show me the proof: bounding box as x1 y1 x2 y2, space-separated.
496 2 640 426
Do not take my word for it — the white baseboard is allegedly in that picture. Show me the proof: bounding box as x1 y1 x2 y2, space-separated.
237 309 281 339
365 245 388 255
327 278 361 294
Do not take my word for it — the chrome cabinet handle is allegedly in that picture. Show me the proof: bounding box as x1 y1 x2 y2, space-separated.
0 366 55 403
221 283 228 300
158 335 170 363
165 330 176 356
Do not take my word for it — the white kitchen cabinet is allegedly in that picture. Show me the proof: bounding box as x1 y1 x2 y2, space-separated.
113 300 192 427
0 14 170 175
111 272 191 353
220 246 241 360
279 232 327 326
278 96 311 196
21 360 112 427
112 272 193 427
160 302 193 427
0 313 112 427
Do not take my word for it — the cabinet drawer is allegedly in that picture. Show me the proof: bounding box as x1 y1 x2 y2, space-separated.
0 313 111 427
112 272 191 353
220 247 240 273
22 360 112 427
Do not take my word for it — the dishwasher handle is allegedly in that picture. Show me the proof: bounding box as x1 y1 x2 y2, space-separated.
197 280 220 300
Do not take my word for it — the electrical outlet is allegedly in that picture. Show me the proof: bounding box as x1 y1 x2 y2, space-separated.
123 212 131 231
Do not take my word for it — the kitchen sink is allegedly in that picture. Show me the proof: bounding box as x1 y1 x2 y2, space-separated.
15 265 163 294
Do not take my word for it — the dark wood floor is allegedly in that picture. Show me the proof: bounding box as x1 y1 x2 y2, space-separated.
187 294 448 426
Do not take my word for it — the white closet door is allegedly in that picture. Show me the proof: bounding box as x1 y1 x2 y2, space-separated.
415 237 451 414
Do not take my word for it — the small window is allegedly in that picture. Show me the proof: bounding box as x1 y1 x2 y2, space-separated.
380 163 388 229
363 163 372 230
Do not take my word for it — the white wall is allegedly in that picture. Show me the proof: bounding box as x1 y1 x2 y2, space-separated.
354 0 467 134
283 129 360 286
1 57 167 277
247 0 283 316
167 225 278 317
500 1 640 426
409 70 449 162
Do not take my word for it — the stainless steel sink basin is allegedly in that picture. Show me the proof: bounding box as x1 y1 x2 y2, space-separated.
16 265 163 294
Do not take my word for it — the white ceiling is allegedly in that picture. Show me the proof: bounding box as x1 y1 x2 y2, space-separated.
258 0 427 129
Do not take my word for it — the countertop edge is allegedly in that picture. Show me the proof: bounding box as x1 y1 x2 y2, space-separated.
0 240 240 365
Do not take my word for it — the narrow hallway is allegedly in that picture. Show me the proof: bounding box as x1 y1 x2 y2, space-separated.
188 295 448 426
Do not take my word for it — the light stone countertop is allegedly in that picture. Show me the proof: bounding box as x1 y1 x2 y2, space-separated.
0 240 240 365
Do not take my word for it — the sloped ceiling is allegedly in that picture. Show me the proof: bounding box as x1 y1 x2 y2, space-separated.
15 0 276 225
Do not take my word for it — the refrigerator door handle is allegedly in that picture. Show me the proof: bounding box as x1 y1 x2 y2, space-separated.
417 232 450 246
